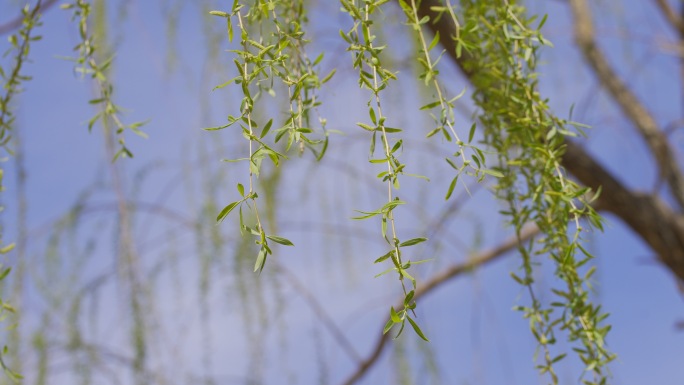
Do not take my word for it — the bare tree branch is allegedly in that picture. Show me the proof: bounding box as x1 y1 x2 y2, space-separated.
562 142 684 281
0 0 59 35
569 0 684 210
339 224 540 385
654 0 684 36
404 0 684 283
274 263 362 364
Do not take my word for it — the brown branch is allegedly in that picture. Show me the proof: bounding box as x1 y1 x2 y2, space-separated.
562 142 684 280
0 0 58 35
404 0 684 283
654 0 684 36
569 0 684 210
274 263 362 364
339 224 540 385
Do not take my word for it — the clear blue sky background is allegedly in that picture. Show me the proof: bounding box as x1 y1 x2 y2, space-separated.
1 0 683 384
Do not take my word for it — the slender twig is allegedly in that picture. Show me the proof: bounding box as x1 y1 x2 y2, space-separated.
654 0 684 36
0 0 57 35
570 0 684 211
339 224 540 385
274 263 362 363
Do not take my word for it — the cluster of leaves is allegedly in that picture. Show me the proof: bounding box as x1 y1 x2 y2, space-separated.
61 0 148 161
397 0 501 199
0 2 45 381
457 0 613 383
340 0 431 341
208 0 333 272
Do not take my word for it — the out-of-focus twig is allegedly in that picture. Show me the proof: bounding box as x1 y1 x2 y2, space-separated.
570 0 684 211
654 0 684 36
0 0 58 35
339 224 540 385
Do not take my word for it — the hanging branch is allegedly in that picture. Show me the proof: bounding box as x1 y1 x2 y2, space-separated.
407 0 684 285
400 1 613 382
340 0 431 341
0 1 44 380
340 224 540 385
62 0 149 161
208 0 335 273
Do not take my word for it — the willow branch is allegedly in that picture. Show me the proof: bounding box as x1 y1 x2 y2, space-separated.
570 0 684 210
339 224 540 385
404 0 684 283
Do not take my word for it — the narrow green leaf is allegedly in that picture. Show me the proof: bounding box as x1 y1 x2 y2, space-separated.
339 29 352 44
419 100 441 110
374 266 398 278
482 168 504 178
404 290 415 306
374 250 393 264
352 210 382 220
266 235 294 246
468 123 476 143
260 119 273 138
203 123 231 131
426 127 440 138
369 107 377 124
381 200 406 211
254 246 267 273
428 31 440 51
390 306 401 323
383 127 403 133
407 316 429 341
0 243 14 254
0 267 11 280
369 158 389 164
213 77 239 91
217 201 241 223
321 68 336 84
383 318 394 335
551 353 566 363
357 122 375 131
445 157 459 170
445 175 458 200
399 237 428 247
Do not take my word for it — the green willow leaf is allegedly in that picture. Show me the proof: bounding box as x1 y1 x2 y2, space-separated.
266 235 294 246
399 237 427 247
419 100 440 110
390 306 401 323
445 175 458 200
407 316 429 341
216 201 241 223
482 168 504 178
254 246 268 273
383 318 394 335
374 250 393 264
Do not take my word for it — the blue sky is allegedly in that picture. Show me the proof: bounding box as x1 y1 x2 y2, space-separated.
1 0 683 384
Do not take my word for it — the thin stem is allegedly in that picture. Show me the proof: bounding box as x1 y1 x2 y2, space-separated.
340 224 541 385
